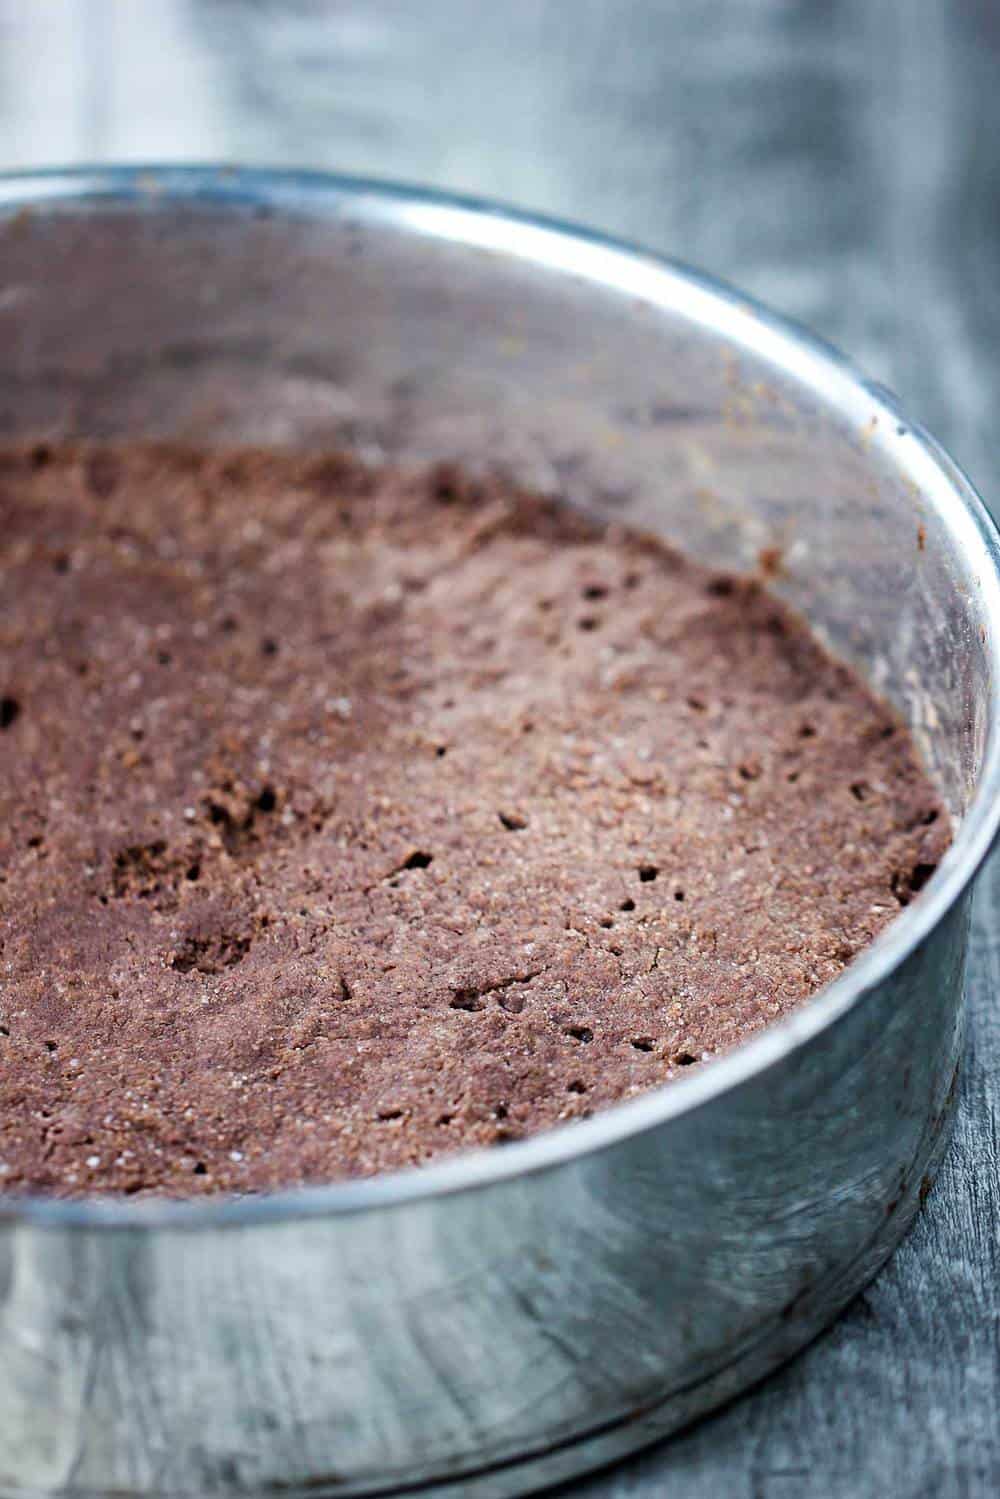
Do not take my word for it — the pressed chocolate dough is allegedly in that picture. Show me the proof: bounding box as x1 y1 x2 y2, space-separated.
0 444 948 1197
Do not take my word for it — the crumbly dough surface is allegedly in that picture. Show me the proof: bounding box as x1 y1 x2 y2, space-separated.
0 444 947 1196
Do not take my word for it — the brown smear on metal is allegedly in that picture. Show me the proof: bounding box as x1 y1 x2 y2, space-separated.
757 544 785 579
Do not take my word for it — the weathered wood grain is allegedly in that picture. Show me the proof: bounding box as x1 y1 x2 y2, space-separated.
1 1 998 1493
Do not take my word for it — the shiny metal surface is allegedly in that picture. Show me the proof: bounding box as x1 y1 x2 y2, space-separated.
0 167 998 1498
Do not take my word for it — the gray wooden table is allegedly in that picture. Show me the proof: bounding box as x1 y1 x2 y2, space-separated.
3 1 998 1493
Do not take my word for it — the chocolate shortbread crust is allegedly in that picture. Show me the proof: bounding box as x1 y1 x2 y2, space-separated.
0 443 947 1196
